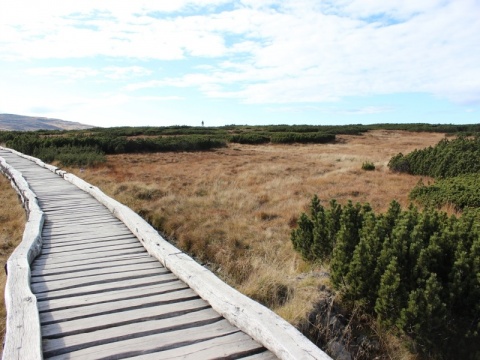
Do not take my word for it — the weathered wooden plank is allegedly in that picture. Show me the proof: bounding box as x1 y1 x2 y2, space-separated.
41 298 209 338
43 219 123 230
41 227 132 239
44 210 113 219
31 260 163 283
42 205 108 213
44 217 121 227
39 200 104 207
42 231 135 244
31 254 153 274
39 197 93 204
130 332 267 360
40 288 199 324
37 191 92 196
43 208 111 216
34 273 178 301
37 280 188 312
35 191 86 197
38 194 106 202
32 255 158 277
41 236 137 250
32 252 149 270
40 238 141 255
43 208 109 215
42 222 129 233
47 320 240 360
36 245 145 263
41 227 130 239
41 200 108 208
32 267 170 293
33 246 147 265
42 241 141 255
42 308 222 357
38 189 90 193
43 214 127 224
43 219 119 229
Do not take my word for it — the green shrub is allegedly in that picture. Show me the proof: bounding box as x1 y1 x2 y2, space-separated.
410 175 480 210
291 196 480 358
33 146 106 167
388 153 411 173
270 132 335 144
361 161 375 171
229 133 270 144
388 136 480 178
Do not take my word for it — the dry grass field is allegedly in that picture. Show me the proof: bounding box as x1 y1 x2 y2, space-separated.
69 130 445 333
0 130 452 359
0 172 26 355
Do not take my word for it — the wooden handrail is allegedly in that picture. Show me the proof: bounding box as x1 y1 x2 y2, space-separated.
0 153 43 360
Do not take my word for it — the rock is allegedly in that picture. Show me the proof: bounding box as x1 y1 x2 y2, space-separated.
328 340 352 360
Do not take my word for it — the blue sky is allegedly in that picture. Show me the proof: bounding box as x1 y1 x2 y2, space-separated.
0 0 479 128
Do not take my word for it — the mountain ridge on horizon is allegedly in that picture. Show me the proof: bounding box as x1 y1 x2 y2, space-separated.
0 114 95 131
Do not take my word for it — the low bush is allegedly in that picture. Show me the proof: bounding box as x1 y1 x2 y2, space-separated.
33 146 106 167
361 161 375 171
291 196 480 358
229 133 270 144
388 136 480 178
410 175 480 210
270 132 335 144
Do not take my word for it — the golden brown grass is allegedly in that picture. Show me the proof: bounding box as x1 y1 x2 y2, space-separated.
0 173 26 355
68 130 445 358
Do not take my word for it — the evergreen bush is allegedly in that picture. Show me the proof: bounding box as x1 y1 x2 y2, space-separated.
291 197 480 358
361 161 375 171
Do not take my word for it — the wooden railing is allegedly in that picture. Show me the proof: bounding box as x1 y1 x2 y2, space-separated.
0 154 43 359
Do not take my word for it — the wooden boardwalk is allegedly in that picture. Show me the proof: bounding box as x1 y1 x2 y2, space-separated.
0 148 331 360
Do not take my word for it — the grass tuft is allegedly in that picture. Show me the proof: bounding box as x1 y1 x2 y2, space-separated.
361 161 376 171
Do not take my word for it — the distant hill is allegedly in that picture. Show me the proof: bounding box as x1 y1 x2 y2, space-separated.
0 114 94 131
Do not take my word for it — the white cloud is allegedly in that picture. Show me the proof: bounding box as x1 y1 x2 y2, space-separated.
103 66 153 80
340 0 446 20
335 106 394 115
116 0 480 106
26 67 99 80
1 0 480 113
25 66 152 81
139 95 184 101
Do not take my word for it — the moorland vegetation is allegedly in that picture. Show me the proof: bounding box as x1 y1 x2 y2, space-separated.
292 132 480 359
389 136 480 211
1 123 479 167
1 123 479 359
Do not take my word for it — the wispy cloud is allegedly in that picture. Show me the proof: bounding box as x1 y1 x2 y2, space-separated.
332 106 395 115
26 67 100 80
26 66 152 81
1 0 479 126
266 105 394 115
119 1 480 105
